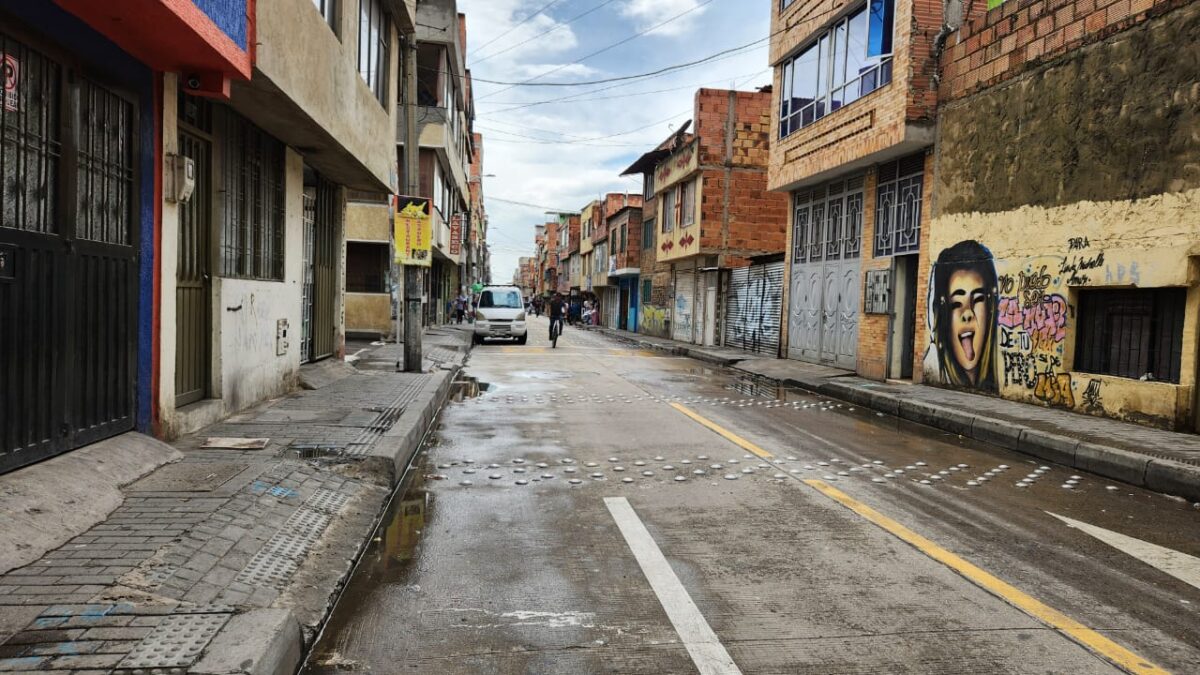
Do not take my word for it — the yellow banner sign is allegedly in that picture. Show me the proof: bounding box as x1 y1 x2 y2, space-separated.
394 195 432 267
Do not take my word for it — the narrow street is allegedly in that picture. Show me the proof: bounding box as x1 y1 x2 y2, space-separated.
304 318 1200 674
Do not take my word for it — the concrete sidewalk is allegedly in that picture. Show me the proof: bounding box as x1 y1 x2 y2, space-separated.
0 327 472 674
594 327 1200 502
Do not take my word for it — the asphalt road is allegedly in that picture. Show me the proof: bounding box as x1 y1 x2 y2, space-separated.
303 317 1200 674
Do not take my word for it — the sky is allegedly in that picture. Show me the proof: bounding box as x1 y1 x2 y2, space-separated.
458 0 773 284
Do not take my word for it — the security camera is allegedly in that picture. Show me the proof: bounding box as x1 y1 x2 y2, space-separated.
185 75 202 90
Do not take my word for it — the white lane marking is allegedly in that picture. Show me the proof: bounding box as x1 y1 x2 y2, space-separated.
604 497 743 675
1047 511 1200 591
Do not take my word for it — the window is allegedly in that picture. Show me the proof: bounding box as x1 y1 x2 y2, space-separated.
1075 289 1185 383
357 0 389 104
643 218 654 250
643 279 652 303
480 290 521 308
779 1 893 138
790 175 864 265
312 0 337 31
346 242 389 292
781 0 798 10
432 162 445 217
643 172 655 199
621 224 628 252
681 179 696 227
222 112 286 280
662 187 676 233
873 153 925 257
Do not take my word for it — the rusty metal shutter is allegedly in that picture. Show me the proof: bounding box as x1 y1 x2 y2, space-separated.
724 261 783 355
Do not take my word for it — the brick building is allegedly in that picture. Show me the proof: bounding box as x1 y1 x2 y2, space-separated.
768 0 941 375
624 88 789 346
923 0 1200 430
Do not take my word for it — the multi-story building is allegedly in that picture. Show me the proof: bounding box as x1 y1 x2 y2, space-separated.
465 131 488 291
923 0 1200 430
412 1 476 324
769 0 939 374
0 0 412 470
626 88 789 346
606 198 646 330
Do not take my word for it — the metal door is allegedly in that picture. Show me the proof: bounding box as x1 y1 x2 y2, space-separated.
787 178 862 369
310 176 339 361
300 189 315 362
175 130 211 406
618 284 629 330
725 261 783 355
1 32 138 473
672 269 695 343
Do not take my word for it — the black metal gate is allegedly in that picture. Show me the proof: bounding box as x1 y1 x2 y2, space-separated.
175 126 211 406
0 31 139 473
306 174 338 362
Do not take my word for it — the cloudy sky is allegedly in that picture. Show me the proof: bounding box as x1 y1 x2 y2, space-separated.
458 0 773 283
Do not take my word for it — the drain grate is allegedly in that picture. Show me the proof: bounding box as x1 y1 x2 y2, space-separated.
117 612 230 669
129 463 248 492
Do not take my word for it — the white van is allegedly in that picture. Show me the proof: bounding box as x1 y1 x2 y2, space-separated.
473 285 527 345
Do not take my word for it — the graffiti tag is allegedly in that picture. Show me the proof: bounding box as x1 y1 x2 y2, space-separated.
1017 265 1052 307
1082 379 1103 413
1034 372 1075 408
1059 250 1104 286
998 294 1068 351
1067 237 1091 251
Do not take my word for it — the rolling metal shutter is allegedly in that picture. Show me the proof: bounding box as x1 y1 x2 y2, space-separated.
724 261 783 355
672 269 695 343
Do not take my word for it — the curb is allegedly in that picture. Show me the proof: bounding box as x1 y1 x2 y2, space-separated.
248 335 473 675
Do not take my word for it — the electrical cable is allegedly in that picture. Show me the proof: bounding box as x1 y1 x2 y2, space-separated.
476 0 717 100
468 0 566 57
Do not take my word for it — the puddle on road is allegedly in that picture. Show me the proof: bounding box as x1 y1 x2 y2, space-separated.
301 438 435 674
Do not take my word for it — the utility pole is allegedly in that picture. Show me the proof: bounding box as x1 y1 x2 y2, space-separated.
402 29 422 372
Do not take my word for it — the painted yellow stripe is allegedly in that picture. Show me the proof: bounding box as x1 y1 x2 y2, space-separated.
804 479 1170 675
670 403 773 459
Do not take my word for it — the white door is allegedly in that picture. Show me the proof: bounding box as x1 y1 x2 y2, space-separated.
787 178 863 370
673 270 695 343
703 271 718 346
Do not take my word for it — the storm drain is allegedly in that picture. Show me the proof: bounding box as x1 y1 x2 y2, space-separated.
117 612 230 670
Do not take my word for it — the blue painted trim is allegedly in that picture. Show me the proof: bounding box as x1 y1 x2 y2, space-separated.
194 0 249 50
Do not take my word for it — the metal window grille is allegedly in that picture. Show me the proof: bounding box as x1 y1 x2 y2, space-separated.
792 175 864 264
1 35 61 234
1075 288 1185 383
873 153 924 257
75 79 134 245
221 111 285 280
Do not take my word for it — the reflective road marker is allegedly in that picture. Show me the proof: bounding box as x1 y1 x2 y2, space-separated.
1048 511 1200 591
670 403 773 459
604 497 743 675
806 479 1170 675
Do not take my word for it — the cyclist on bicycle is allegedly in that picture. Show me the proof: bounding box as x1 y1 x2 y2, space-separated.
548 293 566 342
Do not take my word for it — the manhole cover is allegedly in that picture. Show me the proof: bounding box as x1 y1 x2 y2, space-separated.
129 462 248 492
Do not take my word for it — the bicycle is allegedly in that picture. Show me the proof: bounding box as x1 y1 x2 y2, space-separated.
550 317 562 349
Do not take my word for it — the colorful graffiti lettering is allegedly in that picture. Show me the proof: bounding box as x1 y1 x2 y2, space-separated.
997 294 1068 351
640 305 668 337
1034 372 1075 408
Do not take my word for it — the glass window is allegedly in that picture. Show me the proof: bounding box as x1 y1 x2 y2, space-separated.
480 290 522 309
1076 289 1185 383
643 218 654 249
779 1 894 139
346 242 388 293
357 0 389 104
312 0 337 32
681 179 696 227
662 187 675 233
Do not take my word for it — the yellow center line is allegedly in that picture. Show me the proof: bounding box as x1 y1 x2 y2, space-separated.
804 479 1170 675
669 403 773 459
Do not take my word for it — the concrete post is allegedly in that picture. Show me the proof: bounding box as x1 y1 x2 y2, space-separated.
402 30 422 372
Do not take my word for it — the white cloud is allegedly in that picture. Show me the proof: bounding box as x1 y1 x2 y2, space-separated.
620 0 708 37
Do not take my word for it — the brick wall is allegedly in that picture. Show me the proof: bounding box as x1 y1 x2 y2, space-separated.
768 0 942 191
940 0 1182 102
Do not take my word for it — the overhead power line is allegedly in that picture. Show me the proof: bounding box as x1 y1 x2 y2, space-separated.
488 196 581 213
472 0 621 66
468 0 566 57
477 0 717 100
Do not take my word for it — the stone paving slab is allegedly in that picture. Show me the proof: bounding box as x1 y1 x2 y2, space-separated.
0 328 472 673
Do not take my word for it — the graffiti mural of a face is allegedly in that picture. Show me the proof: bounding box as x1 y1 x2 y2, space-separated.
931 240 998 391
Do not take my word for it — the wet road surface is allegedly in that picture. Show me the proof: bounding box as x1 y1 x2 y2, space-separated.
303 317 1200 674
